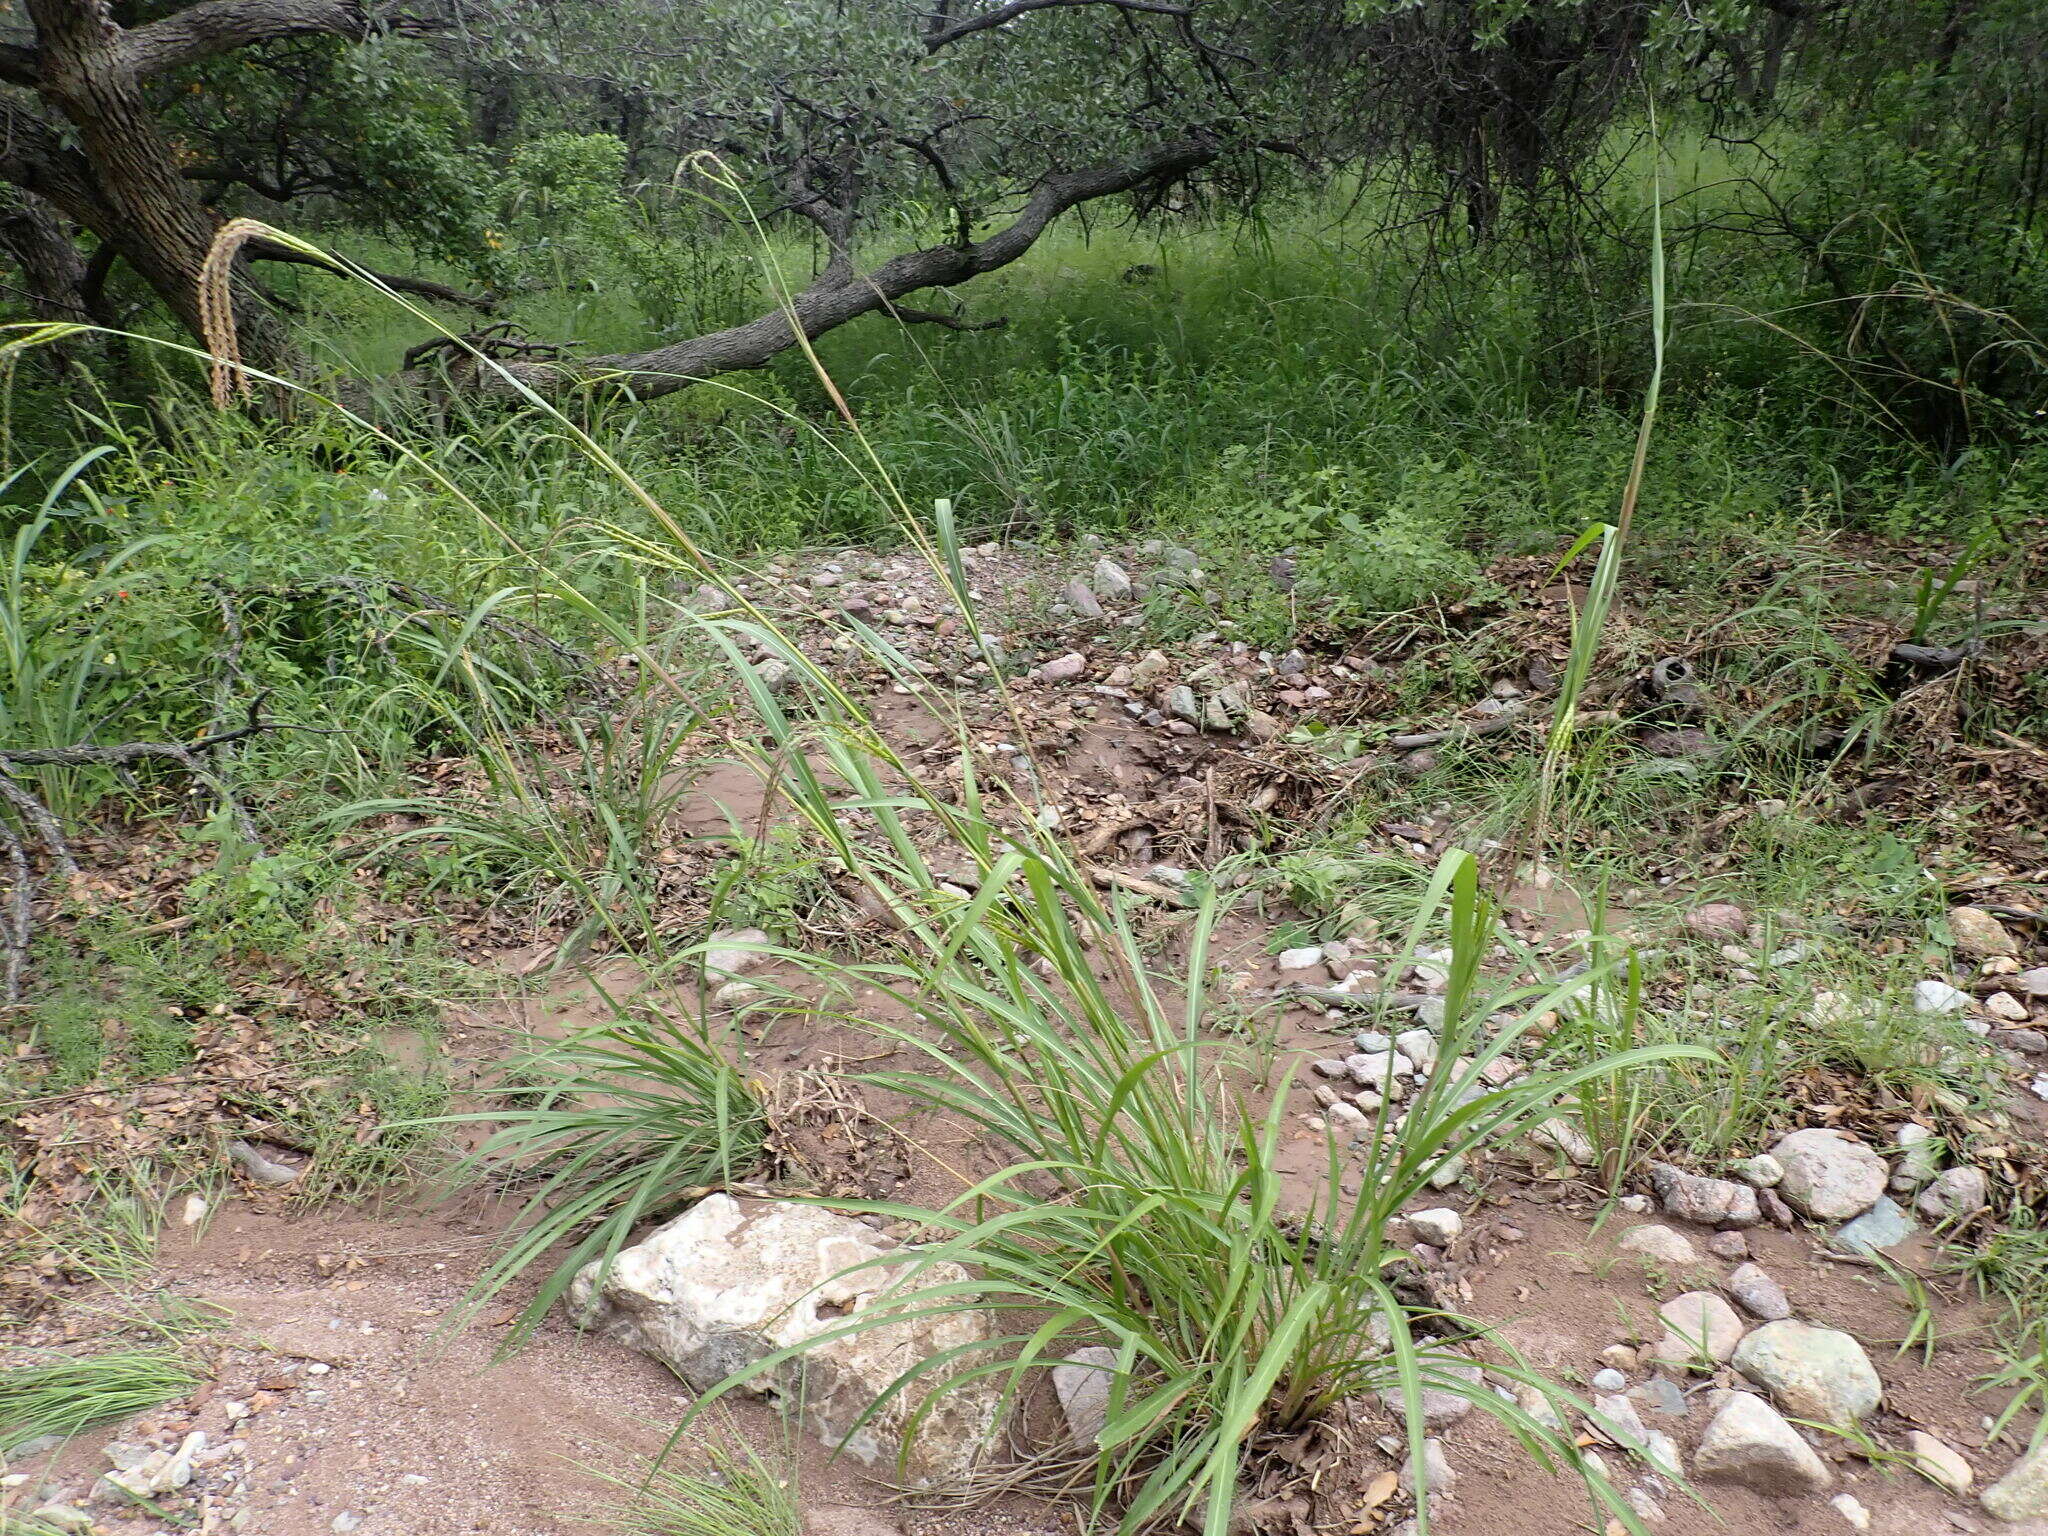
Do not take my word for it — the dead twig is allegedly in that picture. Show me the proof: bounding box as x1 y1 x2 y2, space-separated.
0 694 279 1004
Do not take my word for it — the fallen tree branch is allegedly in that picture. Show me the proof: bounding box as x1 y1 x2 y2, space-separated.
380 138 1218 405
0 815 31 1007
924 0 1192 51
0 694 273 770
881 302 1009 332
1387 715 1522 751
401 322 572 370
0 694 279 1004
248 240 495 311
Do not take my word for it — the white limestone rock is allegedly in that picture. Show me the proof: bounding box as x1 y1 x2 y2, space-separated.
568 1195 1000 1483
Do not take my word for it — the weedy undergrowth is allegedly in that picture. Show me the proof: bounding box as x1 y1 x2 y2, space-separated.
428 1001 767 1348
14 212 1709 1536
0 1349 206 1454
591 1433 800 1536
656 652 1707 1534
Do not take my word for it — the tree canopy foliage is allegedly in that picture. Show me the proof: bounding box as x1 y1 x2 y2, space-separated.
0 0 2044 431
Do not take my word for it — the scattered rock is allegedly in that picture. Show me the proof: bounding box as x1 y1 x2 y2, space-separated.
1053 1346 1118 1446
1593 1368 1629 1392
1731 1154 1783 1188
1916 1165 1989 1223
1828 1492 1871 1531
1328 1100 1371 1138
1906 1431 1974 1495
1591 1392 1652 1452
1948 906 2019 958
1693 1391 1833 1494
568 1195 1001 1482
1758 1186 1796 1228
1640 1429 1683 1476
1830 1195 1916 1255
1091 558 1133 601
1891 1123 1941 1189
30 1507 94 1534
1986 991 2031 1022
1651 1163 1761 1228
1685 903 1751 940
1129 650 1171 687
702 927 771 978
1277 946 1325 971
1731 1320 1882 1426
1652 1292 1746 1365
1982 1441 2048 1522
1038 651 1088 683
1618 1225 1697 1266
1400 1437 1456 1497
713 979 765 1008
1722 1262 1793 1322
1770 1128 1887 1221
1633 1375 1689 1417
1513 1384 1566 1434
2017 967 2048 999
1060 579 1102 619
1164 684 1200 724
1348 1054 1404 1090
1394 1029 1439 1072
97 1433 206 1502
1409 1209 1463 1247
1706 1230 1750 1260
1382 1361 1483 1430
1915 979 1972 1016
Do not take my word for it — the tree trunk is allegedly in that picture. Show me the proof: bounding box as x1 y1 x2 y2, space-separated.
0 193 98 370
17 0 295 382
0 194 93 323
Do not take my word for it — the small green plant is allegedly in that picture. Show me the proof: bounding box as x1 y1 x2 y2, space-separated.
0 1349 206 1453
715 823 832 935
1261 845 1434 942
1976 1320 2048 1453
591 1434 800 1536
673 828 1700 1535
1867 1253 1941 1364
434 1006 766 1347
1948 1205 2048 1318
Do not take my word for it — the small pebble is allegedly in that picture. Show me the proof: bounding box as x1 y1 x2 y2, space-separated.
1707 1230 1750 1260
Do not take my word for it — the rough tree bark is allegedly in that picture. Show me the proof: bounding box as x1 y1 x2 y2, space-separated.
0 192 97 369
0 193 94 324
0 0 445 374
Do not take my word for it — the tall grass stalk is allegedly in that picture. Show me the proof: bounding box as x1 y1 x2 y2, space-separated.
1530 117 1669 864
